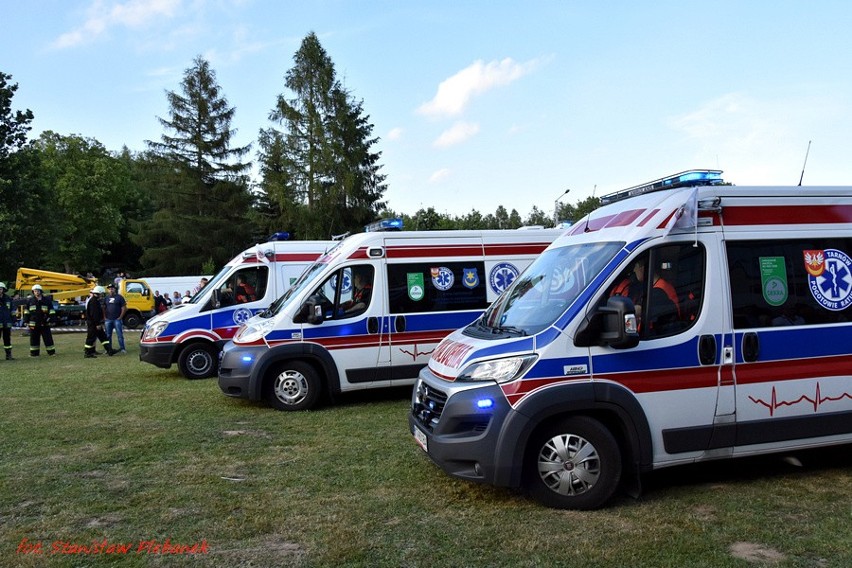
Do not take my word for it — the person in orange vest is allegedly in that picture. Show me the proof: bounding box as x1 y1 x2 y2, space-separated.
611 260 680 333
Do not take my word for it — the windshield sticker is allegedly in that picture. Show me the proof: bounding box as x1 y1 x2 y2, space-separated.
431 266 454 291
489 262 519 295
407 272 425 301
462 267 480 289
804 249 852 311
759 256 788 307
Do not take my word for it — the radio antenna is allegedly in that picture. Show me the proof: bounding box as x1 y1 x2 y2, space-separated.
797 140 812 186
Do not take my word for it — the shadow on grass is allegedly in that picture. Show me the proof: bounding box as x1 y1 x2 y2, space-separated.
635 443 852 504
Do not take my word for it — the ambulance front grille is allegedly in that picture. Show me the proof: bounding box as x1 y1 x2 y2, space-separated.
412 382 447 432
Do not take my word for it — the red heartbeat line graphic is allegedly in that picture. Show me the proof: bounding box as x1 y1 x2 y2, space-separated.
398 344 435 361
749 383 852 416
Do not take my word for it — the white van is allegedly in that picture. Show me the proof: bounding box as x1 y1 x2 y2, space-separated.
140 239 334 379
218 228 563 410
409 170 852 509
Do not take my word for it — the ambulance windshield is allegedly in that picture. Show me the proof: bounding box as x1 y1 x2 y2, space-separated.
266 261 327 317
478 241 623 335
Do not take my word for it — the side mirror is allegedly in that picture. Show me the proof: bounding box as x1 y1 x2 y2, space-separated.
575 295 639 349
295 295 324 325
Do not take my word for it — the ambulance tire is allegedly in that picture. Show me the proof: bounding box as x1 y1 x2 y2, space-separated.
524 416 622 510
265 361 321 411
178 342 217 380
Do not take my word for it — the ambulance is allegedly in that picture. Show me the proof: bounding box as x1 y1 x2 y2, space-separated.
409 170 852 510
218 227 564 410
140 238 334 379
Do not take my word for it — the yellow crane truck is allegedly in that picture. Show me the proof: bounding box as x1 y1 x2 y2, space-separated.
14 268 156 329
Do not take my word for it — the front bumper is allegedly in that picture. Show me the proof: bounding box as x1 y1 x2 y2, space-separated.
408 369 514 486
217 342 268 400
139 342 175 369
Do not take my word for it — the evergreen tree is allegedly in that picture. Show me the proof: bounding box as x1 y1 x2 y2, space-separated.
257 32 386 240
137 55 253 274
0 72 52 279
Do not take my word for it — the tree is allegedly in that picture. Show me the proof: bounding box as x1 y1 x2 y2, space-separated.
137 56 253 274
524 205 552 227
34 132 131 274
257 32 387 240
0 72 51 279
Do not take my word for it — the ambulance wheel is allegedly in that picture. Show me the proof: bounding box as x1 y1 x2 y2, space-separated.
266 361 321 411
178 342 217 380
524 416 622 510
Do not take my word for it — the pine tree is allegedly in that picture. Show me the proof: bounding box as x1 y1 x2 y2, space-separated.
137 56 253 274
257 32 386 240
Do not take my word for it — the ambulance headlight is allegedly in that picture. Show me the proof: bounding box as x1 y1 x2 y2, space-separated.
457 355 537 384
235 319 274 343
142 321 169 340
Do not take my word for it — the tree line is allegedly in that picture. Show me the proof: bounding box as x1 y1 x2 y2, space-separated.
0 32 599 284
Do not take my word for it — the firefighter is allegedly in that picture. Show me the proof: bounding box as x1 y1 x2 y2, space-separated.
24 284 56 356
84 286 115 358
0 282 14 360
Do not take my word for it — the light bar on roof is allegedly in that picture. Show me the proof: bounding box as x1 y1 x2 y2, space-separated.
599 169 724 205
364 218 404 232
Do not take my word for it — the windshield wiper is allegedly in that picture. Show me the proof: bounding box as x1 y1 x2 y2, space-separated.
493 325 526 336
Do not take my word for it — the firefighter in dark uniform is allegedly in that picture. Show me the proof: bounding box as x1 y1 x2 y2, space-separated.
0 282 14 360
84 286 115 358
24 284 56 356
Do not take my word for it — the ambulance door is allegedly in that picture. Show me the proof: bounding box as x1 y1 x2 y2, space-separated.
310 263 383 390
724 235 852 454
593 240 722 465
384 236 486 386
209 265 271 340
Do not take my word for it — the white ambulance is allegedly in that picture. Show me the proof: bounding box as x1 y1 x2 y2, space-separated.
218 227 563 410
140 238 334 379
409 170 852 510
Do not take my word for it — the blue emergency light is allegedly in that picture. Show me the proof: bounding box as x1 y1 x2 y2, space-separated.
364 218 403 232
600 169 725 205
268 232 291 241
476 398 494 409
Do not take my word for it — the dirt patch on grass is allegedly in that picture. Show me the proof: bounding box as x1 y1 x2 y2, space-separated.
730 541 786 564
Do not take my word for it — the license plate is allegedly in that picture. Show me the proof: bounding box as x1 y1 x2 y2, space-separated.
413 426 428 453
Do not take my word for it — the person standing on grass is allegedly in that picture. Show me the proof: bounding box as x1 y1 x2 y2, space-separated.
24 284 56 356
84 286 115 358
104 283 127 354
0 282 14 360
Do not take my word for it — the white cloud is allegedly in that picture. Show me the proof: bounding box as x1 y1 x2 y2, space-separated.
52 0 182 49
387 127 403 141
429 168 451 183
417 57 538 118
433 121 480 148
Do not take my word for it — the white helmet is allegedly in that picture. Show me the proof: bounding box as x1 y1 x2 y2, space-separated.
0 282 6 290
32 284 43 291
92 285 107 294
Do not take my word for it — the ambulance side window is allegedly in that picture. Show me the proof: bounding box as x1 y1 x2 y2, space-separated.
607 243 705 339
386 262 488 314
727 238 852 329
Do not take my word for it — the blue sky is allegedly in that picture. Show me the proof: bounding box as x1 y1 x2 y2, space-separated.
3 1 852 218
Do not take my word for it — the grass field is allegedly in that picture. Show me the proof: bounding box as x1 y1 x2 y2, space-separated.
1 331 850 567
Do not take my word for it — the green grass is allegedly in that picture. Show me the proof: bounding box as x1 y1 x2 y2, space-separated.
1 332 850 567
